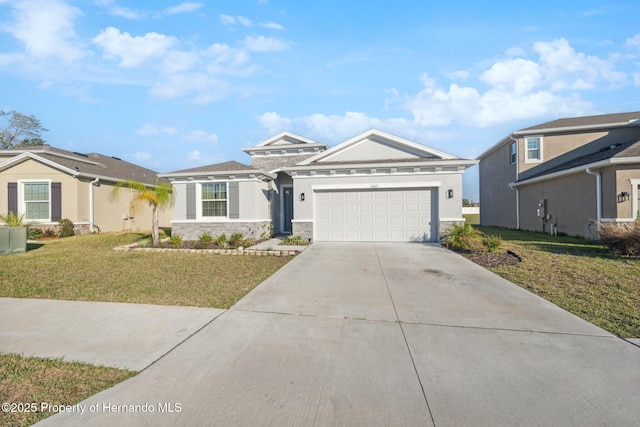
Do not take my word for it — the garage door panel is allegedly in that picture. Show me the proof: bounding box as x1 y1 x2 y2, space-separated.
314 188 436 242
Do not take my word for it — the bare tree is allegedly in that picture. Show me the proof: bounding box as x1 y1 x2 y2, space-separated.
0 110 48 148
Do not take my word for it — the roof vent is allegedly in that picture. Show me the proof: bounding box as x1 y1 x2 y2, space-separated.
111 156 121 161
73 151 89 157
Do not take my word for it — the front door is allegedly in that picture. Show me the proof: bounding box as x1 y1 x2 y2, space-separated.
283 187 293 234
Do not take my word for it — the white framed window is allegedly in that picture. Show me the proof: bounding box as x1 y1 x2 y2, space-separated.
509 142 517 164
19 180 51 221
201 182 227 217
525 136 543 163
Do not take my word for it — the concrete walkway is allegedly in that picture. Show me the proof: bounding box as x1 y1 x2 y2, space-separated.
33 243 640 425
0 299 223 370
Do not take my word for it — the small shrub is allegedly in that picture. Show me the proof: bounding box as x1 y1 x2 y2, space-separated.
58 218 75 238
0 211 28 227
138 238 151 248
43 228 58 239
282 235 309 246
169 234 183 248
598 221 640 257
229 232 244 248
27 227 44 240
198 231 213 243
482 234 503 253
215 233 228 248
442 223 482 251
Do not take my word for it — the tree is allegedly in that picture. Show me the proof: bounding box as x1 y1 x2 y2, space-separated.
110 180 173 246
462 198 474 207
0 110 48 148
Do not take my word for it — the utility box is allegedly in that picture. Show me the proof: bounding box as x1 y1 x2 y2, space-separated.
0 226 27 255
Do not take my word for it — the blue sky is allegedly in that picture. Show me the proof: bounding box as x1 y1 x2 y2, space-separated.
2 1 640 201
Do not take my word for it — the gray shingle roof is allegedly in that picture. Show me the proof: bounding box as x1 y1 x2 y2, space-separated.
167 160 255 174
519 112 640 132
4 145 165 186
520 139 640 181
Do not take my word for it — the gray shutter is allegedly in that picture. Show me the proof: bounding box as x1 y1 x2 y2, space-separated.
8 182 17 214
229 181 239 219
186 183 196 219
51 182 62 221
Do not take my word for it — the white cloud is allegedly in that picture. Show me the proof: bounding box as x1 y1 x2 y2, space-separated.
244 35 291 52
164 2 202 15
135 124 177 136
92 27 178 68
258 112 292 134
237 16 252 27
261 21 285 30
109 6 145 19
219 14 252 27
185 130 218 144
4 0 84 62
626 35 640 48
186 150 225 165
150 73 230 103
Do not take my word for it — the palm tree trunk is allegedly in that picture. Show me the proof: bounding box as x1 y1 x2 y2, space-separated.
152 206 160 246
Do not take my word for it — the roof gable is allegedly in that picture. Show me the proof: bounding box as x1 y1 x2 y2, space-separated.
254 131 321 147
299 129 457 165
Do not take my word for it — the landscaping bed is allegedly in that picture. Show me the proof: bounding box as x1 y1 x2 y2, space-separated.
461 226 640 338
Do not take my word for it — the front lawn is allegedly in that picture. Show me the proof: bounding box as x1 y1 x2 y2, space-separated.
473 227 640 338
0 232 293 426
0 232 291 309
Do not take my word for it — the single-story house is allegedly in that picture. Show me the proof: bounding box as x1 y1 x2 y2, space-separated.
161 129 477 242
478 112 640 238
0 145 171 233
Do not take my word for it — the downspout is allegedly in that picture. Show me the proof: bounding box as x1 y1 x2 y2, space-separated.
509 135 520 229
586 168 602 231
89 178 99 232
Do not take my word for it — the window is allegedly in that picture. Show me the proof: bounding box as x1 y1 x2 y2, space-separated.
525 137 542 162
509 142 517 164
201 183 227 217
24 182 50 220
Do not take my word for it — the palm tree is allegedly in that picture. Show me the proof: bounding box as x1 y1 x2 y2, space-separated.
110 180 173 246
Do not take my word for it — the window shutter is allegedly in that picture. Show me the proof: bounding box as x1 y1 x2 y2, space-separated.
51 182 62 222
229 181 239 219
186 183 196 219
8 183 17 214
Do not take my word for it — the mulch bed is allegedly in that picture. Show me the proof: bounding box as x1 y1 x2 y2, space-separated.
459 250 522 268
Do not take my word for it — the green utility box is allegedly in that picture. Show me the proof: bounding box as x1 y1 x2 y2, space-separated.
0 226 27 255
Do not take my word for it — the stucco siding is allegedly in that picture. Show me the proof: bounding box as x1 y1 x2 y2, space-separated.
614 166 640 219
518 173 598 238
479 142 517 228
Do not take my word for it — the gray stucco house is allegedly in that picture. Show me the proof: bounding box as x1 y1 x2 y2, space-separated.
160 129 477 242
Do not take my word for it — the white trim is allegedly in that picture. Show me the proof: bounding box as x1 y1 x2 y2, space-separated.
197 181 229 220
253 131 322 147
1 152 78 177
311 182 442 191
631 179 640 220
299 129 458 165
524 135 543 163
170 219 271 224
440 218 466 222
161 170 276 181
601 218 636 223
18 179 52 222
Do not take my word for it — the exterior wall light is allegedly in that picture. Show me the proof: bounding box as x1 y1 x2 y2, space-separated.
617 191 630 203
446 189 454 199
300 192 305 202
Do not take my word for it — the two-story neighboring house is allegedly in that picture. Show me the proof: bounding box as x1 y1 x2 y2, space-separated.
478 112 640 238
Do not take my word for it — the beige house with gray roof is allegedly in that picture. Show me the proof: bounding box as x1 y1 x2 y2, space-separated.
0 146 171 233
478 112 640 238
162 129 477 242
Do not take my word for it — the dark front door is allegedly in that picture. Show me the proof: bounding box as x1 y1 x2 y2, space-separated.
283 187 293 234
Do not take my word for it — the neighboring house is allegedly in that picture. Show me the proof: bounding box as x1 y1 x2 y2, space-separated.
478 112 640 238
161 129 477 242
0 145 171 233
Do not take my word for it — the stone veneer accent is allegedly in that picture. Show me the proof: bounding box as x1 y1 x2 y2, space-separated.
172 221 271 241
438 220 466 241
251 154 316 171
292 221 314 242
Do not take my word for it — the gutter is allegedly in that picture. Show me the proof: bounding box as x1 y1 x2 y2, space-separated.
89 178 99 232
585 168 602 230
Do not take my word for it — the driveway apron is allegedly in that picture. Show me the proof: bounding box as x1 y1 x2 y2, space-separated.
38 243 640 426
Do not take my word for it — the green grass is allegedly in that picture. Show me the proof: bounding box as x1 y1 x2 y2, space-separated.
0 232 291 309
0 353 135 427
1 232 293 426
476 226 640 338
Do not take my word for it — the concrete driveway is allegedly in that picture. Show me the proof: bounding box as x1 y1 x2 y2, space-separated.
38 243 640 426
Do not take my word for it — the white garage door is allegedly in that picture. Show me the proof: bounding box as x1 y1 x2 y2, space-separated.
314 188 436 242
